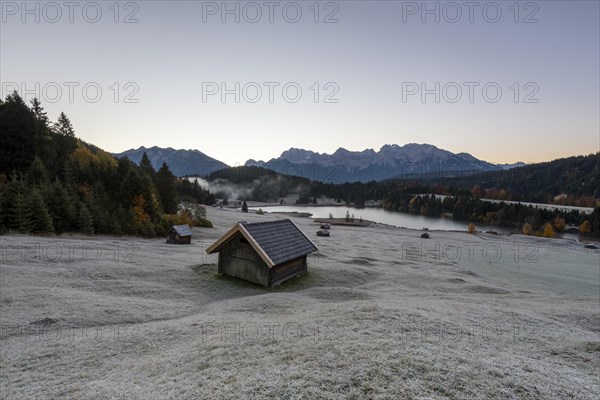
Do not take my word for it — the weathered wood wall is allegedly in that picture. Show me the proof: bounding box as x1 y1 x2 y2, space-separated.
166 233 191 244
268 256 307 287
218 233 269 286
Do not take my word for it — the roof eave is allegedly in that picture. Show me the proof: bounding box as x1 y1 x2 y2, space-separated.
205 224 241 254
205 223 277 268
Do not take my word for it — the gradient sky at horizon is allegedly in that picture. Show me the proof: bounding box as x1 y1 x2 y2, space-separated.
1 0 599 166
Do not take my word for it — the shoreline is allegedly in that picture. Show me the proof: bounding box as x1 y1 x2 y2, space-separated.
216 205 599 243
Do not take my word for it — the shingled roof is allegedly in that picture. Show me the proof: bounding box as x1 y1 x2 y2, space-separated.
171 225 192 236
206 219 318 268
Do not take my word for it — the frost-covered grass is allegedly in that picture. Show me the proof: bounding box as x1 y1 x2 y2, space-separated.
1 207 598 399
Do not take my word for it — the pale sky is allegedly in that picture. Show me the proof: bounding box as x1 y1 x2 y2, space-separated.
1 0 599 166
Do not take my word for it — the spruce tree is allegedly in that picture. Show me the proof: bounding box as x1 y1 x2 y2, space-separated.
30 189 54 233
156 162 179 214
54 112 75 137
88 202 110 234
117 207 136 235
45 180 77 233
0 183 6 233
0 91 37 174
28 156 49 188
78 203 94 235
6 178 33 233
63 159 76 188
242 200 248 212
110 215 122 236
139 152 156 178
30 98 48 125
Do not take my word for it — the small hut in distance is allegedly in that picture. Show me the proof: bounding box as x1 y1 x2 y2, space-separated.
206 219 318 287
166 225 192 244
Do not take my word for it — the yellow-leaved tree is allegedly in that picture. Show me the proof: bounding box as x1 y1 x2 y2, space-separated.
467 223 476 234
553 217 566 231
579 220 591 234
132 194 150 225
543 223 555 238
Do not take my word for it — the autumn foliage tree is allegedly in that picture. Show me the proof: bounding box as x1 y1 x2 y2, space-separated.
552 216 566 231
579 220 591 234
542 223 555 238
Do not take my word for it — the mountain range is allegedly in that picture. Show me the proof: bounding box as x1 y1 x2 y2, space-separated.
115 143 525 182
246 144 513 183
113 146 228 177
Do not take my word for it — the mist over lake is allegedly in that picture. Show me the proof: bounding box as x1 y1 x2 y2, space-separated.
249 205 495 232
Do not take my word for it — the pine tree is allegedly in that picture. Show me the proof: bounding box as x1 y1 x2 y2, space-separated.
0 182 6 233
0 91 37 174
140 174 160 221
88 201 111 234
63 158 76 188
242 200 248 212
110 215 122 236
78 203 94 235
29 98 53 160
30 98 48 125
30 189 54 233
156 162 179 214
28 156 49 187
5 177 33 233
45 180 77 233
139 152 155 177
54 112 75 137
117 207 136 235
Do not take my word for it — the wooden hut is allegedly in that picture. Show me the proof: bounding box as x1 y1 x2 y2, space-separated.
166 224 192 244
565 225 580 234
206 219 318 287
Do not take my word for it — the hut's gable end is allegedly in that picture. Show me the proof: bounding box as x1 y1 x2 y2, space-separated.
218 233 269 286
222 233 263 263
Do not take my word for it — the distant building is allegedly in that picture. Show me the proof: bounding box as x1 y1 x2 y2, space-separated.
166 225 192 244
206 219 318 287
364 200 381 207
565 225 580 234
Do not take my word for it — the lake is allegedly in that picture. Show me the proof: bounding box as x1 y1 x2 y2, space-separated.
248 205 506 232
